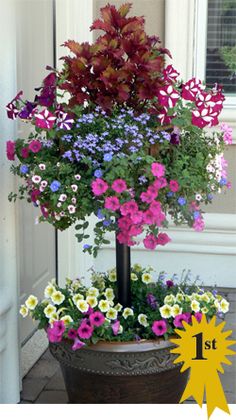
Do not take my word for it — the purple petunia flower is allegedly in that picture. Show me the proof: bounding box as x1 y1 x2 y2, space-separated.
166 280 174 288
72 338 85 351
147 293 158 310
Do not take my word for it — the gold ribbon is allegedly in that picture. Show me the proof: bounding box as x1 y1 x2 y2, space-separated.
170 315 236 418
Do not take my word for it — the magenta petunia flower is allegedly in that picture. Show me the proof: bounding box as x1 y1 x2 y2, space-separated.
193 217 205 232
72 338 85 351
21 147 29 158
47 320 65 343
6 140 15 161
151 162 165 178
173 314 189 328
152 320 167 336
91 179 108 196
111 320 120 336
89 311 105 327
77 321 94 339
104 196 120 211
194 312 203 323
143 233 158 250
29 140 42 153
68 328 77 339
166 280 174 288
169 180 179 192
120 200 138 216
31 189 40 203
111 179 127 193
35 109 56 130
156 233 171 246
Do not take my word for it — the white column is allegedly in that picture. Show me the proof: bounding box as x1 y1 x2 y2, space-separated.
0 0 20 404
56 0 95 287
165 0 195 80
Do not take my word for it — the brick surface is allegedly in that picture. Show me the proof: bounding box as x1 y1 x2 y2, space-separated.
45 369 65 391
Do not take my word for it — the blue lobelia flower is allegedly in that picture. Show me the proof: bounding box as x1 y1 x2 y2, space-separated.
50 180 61 192
20 165 29 174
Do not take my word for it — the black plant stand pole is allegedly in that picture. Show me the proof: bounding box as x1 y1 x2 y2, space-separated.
116 233 131 307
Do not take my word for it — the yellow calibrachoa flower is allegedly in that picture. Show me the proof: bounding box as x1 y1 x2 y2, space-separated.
25 295 38 310
133 263 142 272
164 294 176 305
160 304 172 319
108 271 117 282
51 291 65 305
191 292 200 301
131 273 138 281
44 304 57 318
202 306 209 314
138 313 149 327
86 296 98 308
44 284 56 298
201 293 210 304
72 293 84 305
87 287 99 297
176 293 184 303
220 299 230 313
19 305 28 318
191 300 200 312
104 288 115 301
98 299 110 313
77 299 89 313
106 308 118 320
171 304 182 317
114 303 123 312
123 307 134 319
60 315 73 325
141 272 153 284
49 312 59 325
214 299 221 311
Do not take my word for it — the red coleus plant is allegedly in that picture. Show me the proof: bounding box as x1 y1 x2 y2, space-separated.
59 3 171 111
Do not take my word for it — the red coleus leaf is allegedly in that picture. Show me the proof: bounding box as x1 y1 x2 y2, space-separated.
121 17 145 34
117 83 130 102
90 19 116 35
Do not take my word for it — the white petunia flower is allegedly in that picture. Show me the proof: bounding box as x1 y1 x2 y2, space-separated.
138 313 149 327
44 284 56 298
51 291 65 305
106 308 118 320
122 307 134 319
98 299 110 313
76 299 89 313
32 175 41 184
68 205 76 214
191 300 200 312
19 305 29 318
159 304 172 319
39 164 46 170
71 184 78 192
131 273 138 281
86 296 98 308
74 174 81 181
108 271 117 282
141 272 153 284
44 304 57 318
220 299 229 314
59 194 67 202
164 294 176 305
87 287 99 297
104 288 115 301
25 295 38 310
72 293 84 305
60 315 73 325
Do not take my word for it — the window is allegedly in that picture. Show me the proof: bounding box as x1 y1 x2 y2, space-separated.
206 0 236 95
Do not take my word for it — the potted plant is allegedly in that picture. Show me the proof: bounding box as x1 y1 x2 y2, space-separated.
6 3 231 403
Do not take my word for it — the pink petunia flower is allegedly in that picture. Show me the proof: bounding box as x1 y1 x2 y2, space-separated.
169 180 179 192
143 234 158 250
35 109 56 129
104 196 120 211
151 162 165 178
193 217 205 232
158 85 180 108
111 320 120 336
156 233 171 246
6 140 15 161
112 179 127 193
131 211 143 224
29 140 42 153
72 338 85 351
91 179 109 196
194 312 203 323
163 65 180 83
173 314 189 328
21 147 29 158
47 320 65 343
68 328 77 339
120 200 138 216
118 216 132 231
152 320 167 336
149 200 162 215
89 311 105 327
142 209 155 225
77 320 94 339
181 78 204 101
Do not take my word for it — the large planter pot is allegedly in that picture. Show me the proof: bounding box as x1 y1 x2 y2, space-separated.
49 338 189 404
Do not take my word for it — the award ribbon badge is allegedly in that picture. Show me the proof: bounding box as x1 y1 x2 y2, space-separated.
170 315 236 418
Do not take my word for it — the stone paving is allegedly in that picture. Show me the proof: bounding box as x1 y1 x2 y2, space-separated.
20 289 236 404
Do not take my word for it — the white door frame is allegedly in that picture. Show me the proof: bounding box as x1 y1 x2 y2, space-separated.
0 0 20 404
